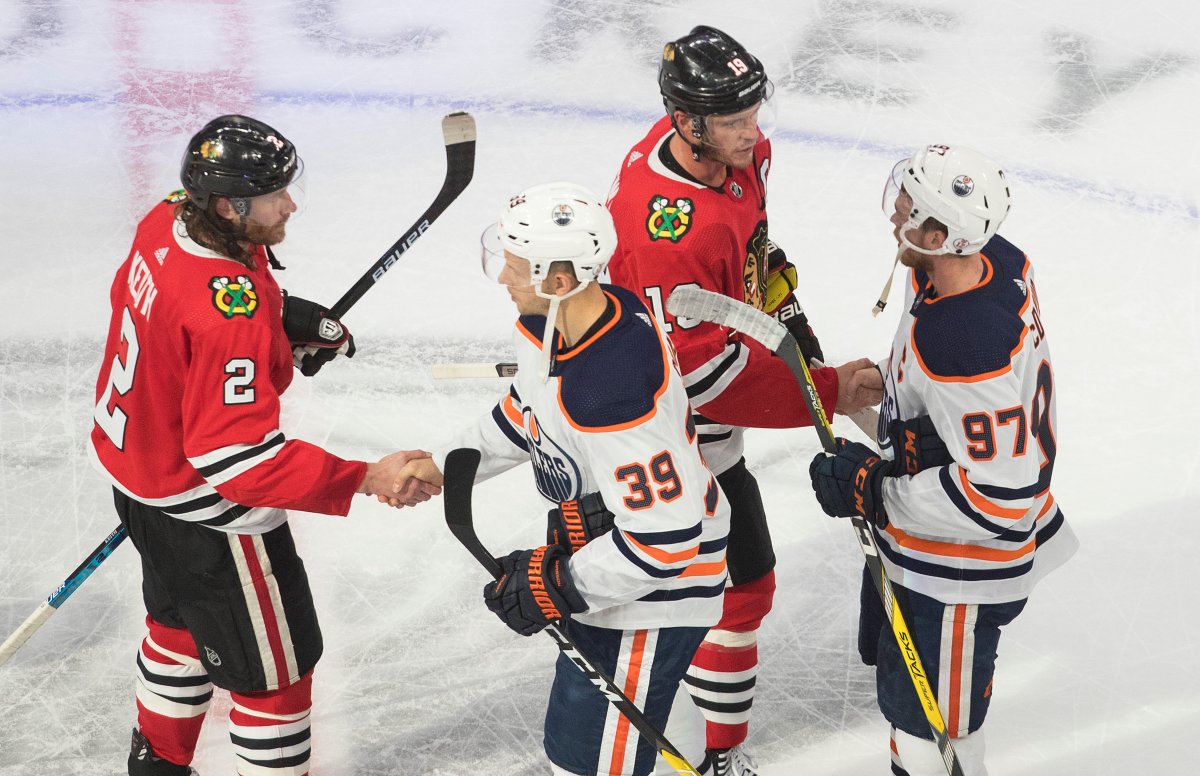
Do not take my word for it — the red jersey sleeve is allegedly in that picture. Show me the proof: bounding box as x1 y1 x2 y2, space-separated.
181 321 366 516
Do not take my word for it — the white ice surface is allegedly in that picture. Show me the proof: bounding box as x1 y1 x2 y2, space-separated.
1 1 1198 774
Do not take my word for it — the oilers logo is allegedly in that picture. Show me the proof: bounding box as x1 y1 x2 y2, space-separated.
523 408 582 502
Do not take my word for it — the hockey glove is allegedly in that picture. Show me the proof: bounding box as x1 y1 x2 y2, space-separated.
281 292 356 377
546 492 615 555
484 544 587 637
809 438 892 527
887 415 953 476
763 241 823 363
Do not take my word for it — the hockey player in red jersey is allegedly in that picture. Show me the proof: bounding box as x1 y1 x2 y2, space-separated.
605 26 875 775
90 115 435 776
809 145 1078 774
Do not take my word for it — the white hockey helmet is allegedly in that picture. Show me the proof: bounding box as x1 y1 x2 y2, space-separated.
481 181 618 297
883 144 1012 256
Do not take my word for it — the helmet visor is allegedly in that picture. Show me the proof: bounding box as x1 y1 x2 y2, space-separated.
699 81 777 143
480 223 534 287
237 157 307 228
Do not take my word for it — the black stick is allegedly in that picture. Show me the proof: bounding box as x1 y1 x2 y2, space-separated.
327 111 476 320
441 448 703 776
665 287 965 776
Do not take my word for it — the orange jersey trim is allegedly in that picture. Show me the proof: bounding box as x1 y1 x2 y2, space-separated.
910 320 1027 384
514 318 543 349
957 468 1028 520
882 523 1036 562
556 291 623 362
920 257 995 306
623 531 700 565
680 559 727 579
501 395 522 428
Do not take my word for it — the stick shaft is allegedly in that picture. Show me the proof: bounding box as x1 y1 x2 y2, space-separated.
0 524 128 667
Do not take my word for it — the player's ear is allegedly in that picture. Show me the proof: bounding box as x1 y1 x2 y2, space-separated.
550 270 580 298
921 227 947 252
213 197 237 221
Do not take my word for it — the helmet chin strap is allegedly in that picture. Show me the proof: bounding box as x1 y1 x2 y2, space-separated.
534 278 591 383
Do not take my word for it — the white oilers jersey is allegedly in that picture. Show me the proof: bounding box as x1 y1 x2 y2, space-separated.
436 284 730 630
874 236 1078 604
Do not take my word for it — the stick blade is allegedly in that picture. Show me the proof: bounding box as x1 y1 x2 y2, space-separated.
431 362 517 379
442 448 503 578
443 448 482 530
441 111 476 145
666 286 786 351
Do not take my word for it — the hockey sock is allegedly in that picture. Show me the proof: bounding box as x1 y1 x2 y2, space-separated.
134 616 213 766
228 671 313 776
683 571 775 749
684 630 758 749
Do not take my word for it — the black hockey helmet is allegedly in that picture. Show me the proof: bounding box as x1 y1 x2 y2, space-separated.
659 26 771 118
180 115 300 209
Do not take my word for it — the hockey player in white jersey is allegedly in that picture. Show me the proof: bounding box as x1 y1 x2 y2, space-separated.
808 145 1078 775
393 182 731 775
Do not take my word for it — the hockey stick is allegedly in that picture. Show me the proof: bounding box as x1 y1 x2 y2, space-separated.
442 448 702 776
0 524 128 667
665 287 964 776
327 110 475 321
431 362 518 380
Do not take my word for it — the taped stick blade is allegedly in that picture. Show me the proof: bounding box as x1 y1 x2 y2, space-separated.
666 286 786 351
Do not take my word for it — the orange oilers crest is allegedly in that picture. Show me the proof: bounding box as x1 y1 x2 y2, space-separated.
210 275 258 318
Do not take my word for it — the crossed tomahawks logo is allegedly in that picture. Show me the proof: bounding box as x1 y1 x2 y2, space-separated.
210 275 258 318
646 196 694 243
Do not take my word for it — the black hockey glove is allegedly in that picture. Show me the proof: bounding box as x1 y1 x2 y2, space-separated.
886 415 953 476
281 292 356 377
763 241 823 363
809 438 892 527
546 492 615 555
484 545 587 637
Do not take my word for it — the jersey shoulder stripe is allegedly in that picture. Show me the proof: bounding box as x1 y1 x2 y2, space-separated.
910 236 1032 382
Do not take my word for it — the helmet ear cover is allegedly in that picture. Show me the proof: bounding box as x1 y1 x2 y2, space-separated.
180 115 300 208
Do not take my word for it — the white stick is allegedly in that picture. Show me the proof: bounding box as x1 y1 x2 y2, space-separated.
0 603 55 667
431 362 518 379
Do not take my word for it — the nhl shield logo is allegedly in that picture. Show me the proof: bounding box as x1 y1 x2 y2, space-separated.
204 645 222 666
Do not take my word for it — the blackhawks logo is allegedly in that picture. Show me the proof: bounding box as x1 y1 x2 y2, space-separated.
646 196 694 242
210 275 258 318
743 221 769 310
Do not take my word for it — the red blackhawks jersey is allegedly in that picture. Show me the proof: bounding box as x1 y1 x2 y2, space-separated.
606 116 838 475
89 193 366 533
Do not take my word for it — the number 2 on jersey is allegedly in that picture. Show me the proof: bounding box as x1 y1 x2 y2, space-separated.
94 307 140 450
95 306 261 449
